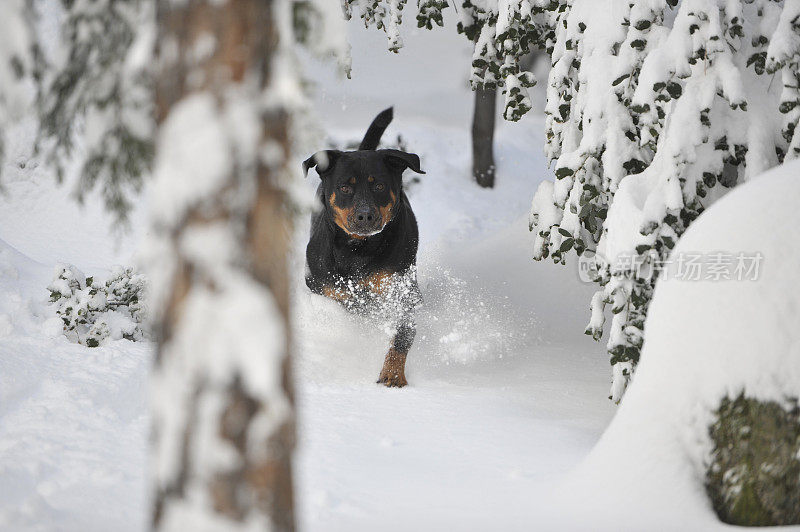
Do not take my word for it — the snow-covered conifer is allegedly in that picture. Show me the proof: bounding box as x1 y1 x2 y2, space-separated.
531 0 800 400
344 0 408 52
455 0 557 120
347 0 557 121
0 0 34 168
551 159 800 528
20 0 343 227
48 263 146 347
417 0 449 29
767 1 800 160
35 0 154 222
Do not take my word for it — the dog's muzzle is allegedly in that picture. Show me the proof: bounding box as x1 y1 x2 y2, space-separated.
350 205 383 236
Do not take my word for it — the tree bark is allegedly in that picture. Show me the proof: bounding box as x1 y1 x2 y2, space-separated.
470 51 544 189
471 87 497 188
706 394 800 526
151 0 295 530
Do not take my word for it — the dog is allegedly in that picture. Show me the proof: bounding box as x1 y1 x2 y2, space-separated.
302 108 424 387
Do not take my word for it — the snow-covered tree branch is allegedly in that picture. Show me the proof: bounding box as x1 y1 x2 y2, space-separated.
35 0 155 223
530 0 800 400
344 0 557 120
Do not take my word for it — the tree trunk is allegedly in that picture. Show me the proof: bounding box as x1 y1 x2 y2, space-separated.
706 394 800 526
150 0 295 530
470 52 542 189
471 87 497 188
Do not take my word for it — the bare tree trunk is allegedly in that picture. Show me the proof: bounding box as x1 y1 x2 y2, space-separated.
471 87 497 188
471 51 545 189
150 0 295 530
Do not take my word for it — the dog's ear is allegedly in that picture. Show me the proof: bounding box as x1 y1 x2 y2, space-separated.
380 149 425 174
302 150 342 178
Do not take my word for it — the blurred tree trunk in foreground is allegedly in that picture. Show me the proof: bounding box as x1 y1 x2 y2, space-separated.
150 0 295 530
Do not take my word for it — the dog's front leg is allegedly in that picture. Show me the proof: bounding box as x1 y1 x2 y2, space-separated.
377 319 415 388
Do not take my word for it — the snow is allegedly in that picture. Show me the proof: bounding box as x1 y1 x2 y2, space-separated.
0 118 146 269
0 112 619 528
152 271 290 530
0 12 623 528
0 237 149 532
7 2 796 530
292 17 617 530
551 159 800 530
0 0 32 133
150 93 232 226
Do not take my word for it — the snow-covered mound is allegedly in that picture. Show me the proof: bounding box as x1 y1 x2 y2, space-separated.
0 235 151 531
553 160 800 530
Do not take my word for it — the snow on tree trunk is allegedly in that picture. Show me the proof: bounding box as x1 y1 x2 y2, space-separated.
149 0 297 529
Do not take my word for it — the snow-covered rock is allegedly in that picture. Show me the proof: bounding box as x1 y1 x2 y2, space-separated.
555 160 800 530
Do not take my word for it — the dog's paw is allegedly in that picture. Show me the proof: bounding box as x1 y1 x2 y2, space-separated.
377 347 408 388
376 368 407 388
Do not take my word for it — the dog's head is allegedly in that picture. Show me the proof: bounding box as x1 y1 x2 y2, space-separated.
303 149 424 238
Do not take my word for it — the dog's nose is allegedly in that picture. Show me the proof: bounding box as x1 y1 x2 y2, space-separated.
356 209 375 223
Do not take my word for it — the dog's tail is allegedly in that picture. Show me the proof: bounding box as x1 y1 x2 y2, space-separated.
359 107 393 150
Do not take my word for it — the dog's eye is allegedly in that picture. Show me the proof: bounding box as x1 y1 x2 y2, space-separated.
339 185 353 194
375 183 385 192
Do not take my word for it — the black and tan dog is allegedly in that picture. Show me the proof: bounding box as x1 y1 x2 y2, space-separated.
302 108 424 387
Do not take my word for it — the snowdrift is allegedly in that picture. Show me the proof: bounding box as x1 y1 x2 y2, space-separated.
553 161 800 530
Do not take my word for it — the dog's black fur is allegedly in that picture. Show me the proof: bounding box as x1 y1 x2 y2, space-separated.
303 108 424 387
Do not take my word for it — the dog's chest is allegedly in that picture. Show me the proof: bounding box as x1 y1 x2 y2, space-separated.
331 239 387 279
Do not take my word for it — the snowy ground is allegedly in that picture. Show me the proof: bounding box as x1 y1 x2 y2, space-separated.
0 16 624 532
0 121 149 531
293 118 615 529
293 21 615 530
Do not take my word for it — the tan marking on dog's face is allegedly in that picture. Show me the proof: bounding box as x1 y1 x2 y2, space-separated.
328 192 365 239
368 176 374 183
349 177 357 185
378 190 397 227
